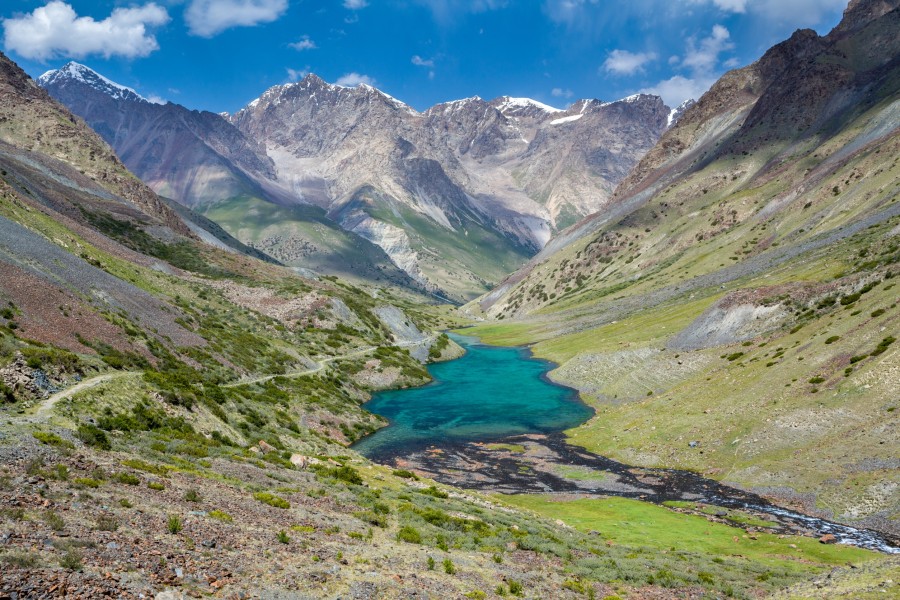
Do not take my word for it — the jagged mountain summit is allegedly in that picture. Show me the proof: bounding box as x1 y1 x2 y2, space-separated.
227 76 672 299
41 65 676 300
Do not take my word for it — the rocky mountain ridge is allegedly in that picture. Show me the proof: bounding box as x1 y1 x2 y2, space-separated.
41 65 674 300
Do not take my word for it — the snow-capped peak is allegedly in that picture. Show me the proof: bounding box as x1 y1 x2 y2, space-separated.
667 98 696 128
495 96 562 114
38 62 146 103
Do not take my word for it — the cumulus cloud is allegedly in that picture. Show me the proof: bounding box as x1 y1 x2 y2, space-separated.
343 0 368 9
2 1 169 61
287 67 310 82
602 49 657 76
681 24 732 72
411 55 434 67
290 35 317 50
640 24 733 106
146 94 166 105
185 0 287 38
640 74 717 107
551 87 573 98
335 72 375 87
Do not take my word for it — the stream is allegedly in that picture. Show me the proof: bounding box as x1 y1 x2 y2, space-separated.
353 334 899 554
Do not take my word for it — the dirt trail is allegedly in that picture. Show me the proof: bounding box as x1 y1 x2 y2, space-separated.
23 372 132 422
225 337 435 388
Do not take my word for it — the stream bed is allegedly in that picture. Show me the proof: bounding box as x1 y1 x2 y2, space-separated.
353 334 899 554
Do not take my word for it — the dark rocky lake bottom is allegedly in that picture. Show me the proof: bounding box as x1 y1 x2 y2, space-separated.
353 335 899 554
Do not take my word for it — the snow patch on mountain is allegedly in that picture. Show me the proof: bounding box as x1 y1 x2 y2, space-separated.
550 113 585 126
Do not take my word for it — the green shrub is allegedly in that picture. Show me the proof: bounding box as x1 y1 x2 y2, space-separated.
508 580 523 596
277 530 290 544
808 376 825 384
397 525 422 544
167 515 182 534
443 558 456 575
392 469 418 480
824 336 840 344
254 491 290 509
184 489 201 503
316 465 363 485
113 473 140 485
871 336 895 356
427 556 435 570
148 482 165 491
419 485 448 499
208 510 233 523
32 431 74 449
74 477 102 488
59 550 82 571
76 424 111 450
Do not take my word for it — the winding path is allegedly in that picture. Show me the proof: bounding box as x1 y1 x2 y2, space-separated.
17 337 435 421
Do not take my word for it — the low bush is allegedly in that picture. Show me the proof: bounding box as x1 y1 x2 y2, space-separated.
397 525 422 544
253 491 290 509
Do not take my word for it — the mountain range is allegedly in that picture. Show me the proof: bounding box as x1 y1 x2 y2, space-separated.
39 65 679 300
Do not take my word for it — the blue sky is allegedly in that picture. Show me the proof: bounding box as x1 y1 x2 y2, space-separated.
3 1 849 113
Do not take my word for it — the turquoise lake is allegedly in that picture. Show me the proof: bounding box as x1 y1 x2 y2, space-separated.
352 334 594 460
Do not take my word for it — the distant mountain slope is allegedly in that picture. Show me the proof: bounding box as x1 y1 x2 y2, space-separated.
38 63 423 292
464 0 900 533
226 76 670 298
37 62 285 209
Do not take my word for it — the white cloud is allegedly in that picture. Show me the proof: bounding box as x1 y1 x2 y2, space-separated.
185 0 287 38
343 0 368 9
640 24 733 106
681 24 732 72
335 72 375 87
752 0 846 27
640 74 717 107
411 55 434 67
551 87 573 98
602 49 657 76
2 1 169 61
290 35 317 51
709 0 747 12
695 0 846 26
146 94 166 105
287 67 310 82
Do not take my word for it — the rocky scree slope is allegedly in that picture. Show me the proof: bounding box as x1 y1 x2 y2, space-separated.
467 0 900 535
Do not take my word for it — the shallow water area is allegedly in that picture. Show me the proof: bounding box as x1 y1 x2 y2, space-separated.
352 333 593 460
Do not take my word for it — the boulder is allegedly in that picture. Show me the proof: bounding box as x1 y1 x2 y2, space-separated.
819 533 837 544
258 440 276 454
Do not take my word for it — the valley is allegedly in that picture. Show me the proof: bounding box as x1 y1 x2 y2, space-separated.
0 0 899 597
